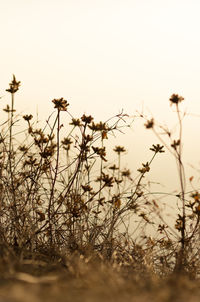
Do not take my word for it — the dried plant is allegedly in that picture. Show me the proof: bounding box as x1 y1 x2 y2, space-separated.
1 76 200 280
0 76 163 263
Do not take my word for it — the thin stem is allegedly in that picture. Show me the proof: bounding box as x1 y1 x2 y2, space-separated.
48 109 60 244
117 153 121 194
176 103 186 252
9 93 17 227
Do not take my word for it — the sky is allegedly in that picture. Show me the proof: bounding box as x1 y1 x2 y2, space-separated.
1 0 200 201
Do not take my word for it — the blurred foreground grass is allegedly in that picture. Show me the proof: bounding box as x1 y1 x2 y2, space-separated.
1 251 200 302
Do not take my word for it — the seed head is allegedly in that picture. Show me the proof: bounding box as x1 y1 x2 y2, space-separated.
52 98 69 111
169 94 184 105
6 75 21 94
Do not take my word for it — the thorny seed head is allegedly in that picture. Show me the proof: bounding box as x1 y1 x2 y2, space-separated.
70 118 82 127
83 134 93 143
89 121 108 131
145 118 154 129
39 145 56 158
113 146 126 154
23 156 38 167
150 144 165 153
81 114 94 124
158 224 168 234
18 145 28 153
81 185 93 193
171 139 180 150
169 94 184 105
33 131 49 146
6 75 21 94
52 98 69 111
92 146 107 161
40 160 51 172
121 169 131 177
3 104 16 113
96 172 114 187
23 114 33 122
79 142 90 153
62 137 73 151
137 162 150 174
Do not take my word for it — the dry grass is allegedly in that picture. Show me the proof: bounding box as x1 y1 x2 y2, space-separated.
0 76 200 301
0 250 200 302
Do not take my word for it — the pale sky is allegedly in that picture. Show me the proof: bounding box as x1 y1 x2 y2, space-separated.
1 0 200 198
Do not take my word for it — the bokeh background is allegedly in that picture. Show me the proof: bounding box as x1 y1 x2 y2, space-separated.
1 0 200 205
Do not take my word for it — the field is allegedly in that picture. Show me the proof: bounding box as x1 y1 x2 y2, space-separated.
0 76 200 301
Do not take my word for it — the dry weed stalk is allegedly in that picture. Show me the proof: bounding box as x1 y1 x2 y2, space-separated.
142 94 200 274
0 76 163 264
2 76 200 277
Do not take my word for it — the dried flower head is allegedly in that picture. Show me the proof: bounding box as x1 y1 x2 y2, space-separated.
171 139 180 150
81 114 93 124
39 145 56 158
92 146 107 161
96 172 114 187
169 94 184 105
6 75 21 94
62 137 73 151
70 118 82 127
89 121 108 131
3 104 16 113
83 134 93 143
18 145 28 153
150 144 165 153
145 118 154 129
121 169 131 177
113 146 126 154
81 185 93 192
23 114 33 122
52 98 69 111
137 162 150 174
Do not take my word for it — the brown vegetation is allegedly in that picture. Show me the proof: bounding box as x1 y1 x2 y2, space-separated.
0 76 200 301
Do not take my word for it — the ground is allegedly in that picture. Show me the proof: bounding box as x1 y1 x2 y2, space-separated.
0 253 200 302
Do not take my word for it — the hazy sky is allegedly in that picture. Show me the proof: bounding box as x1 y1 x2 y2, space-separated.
1 0 200 195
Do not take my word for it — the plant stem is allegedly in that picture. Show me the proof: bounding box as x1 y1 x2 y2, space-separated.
9 93 17 230
48 109 60 245
176 103 186 253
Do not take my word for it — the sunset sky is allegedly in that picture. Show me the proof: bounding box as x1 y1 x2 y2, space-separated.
1 0 200 197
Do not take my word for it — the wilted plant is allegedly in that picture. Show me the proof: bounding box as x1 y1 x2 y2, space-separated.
142 93 200 274
3 75 200 278
0 76 166 264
